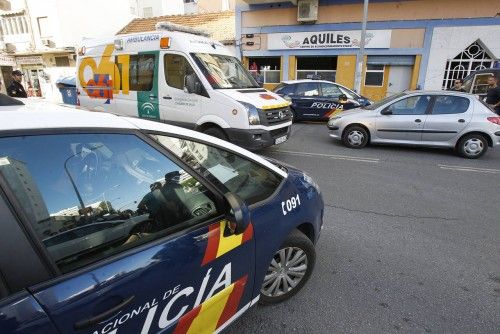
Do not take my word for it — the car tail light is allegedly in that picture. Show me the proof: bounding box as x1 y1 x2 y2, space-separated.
487 117 500 125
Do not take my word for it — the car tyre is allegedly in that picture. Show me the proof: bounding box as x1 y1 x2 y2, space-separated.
259 229 315 305
457 133 488 159
291 109 298 123
203 127 228 141
342 125 369 149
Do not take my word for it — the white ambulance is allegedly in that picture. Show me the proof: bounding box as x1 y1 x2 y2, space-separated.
76 22 292 150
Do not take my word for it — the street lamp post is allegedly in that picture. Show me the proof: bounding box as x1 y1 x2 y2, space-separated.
354 0 369 94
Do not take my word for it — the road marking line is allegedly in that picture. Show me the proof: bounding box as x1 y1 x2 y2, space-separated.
269 149 380 163
438 164 500 174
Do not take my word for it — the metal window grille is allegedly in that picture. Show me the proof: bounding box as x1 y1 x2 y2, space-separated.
442 41 496 90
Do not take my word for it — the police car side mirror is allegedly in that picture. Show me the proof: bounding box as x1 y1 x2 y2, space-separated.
224 192 251 235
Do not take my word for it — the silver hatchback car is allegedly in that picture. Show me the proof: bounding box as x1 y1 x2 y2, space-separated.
327 91 500 158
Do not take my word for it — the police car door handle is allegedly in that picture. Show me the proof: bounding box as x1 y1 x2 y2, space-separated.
74 295 135 330
458 119 465 123
194 233 209 242
415 119 422 123
163 95 172 100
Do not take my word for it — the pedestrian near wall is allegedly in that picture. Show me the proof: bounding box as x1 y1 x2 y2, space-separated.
7 70 28 98
449 79 466 92
485 75 500 115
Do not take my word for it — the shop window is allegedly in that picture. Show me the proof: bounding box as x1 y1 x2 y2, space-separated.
442 40 495 90
296 56 337 82
55 56 70 67
364 65 385 86
248 57 281 84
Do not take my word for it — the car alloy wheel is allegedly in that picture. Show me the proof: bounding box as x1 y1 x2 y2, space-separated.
261 246 308 297
463 138 484 156
259 229 315 305
457 134 488 159
342 125 368 149
347 130 365 147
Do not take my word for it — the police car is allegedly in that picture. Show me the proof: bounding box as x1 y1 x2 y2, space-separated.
0 100 323 334
273 79 372 121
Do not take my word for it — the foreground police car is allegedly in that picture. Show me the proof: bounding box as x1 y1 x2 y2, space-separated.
0 101 323 333
273 80 372 121
327 91 500 158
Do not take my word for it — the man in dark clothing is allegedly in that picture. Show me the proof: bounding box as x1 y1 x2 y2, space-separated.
449 79 466 92
485 75 500 114
7 70 28 98
0 80 24 105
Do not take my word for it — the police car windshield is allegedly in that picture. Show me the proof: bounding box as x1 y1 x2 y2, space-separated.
192 53 260 89
362 92 406 110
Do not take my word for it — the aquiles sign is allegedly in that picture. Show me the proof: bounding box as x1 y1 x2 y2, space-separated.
267 30 391 50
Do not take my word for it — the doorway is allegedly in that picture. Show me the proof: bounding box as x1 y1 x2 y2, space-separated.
386 65 413 97
22 67 45 97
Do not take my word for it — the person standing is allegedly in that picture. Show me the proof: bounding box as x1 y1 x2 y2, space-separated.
0 79 24 105
485 75 500 114
449 79 466 92
7 70 28 98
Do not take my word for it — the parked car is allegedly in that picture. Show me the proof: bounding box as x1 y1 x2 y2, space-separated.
0 100 323 333
461 68 500 98
327 91 500 158
273 79 372 121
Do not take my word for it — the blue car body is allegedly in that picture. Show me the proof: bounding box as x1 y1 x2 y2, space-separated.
273 80 371 121
0 110 323 334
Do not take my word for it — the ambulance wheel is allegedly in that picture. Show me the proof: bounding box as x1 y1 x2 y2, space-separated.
259 229 315 305
203 127 228 141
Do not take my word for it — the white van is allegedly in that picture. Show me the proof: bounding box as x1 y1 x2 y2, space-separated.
76 22 292 150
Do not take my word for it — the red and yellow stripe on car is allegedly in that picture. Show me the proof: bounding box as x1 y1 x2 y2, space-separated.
173 276 248 334
202 220 253 266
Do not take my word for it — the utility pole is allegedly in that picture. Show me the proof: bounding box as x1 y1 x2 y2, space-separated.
354 0 369 94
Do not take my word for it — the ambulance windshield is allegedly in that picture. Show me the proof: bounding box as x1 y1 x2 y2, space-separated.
192 53 260 89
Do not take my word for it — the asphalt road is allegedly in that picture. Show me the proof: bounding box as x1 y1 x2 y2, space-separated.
227 122 500 334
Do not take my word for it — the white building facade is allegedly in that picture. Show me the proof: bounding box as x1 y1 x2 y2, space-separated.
0 0 134 102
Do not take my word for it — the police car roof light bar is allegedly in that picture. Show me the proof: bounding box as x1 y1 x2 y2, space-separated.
155 21 210 37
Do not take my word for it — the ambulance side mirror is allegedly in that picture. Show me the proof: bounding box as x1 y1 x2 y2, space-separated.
224 192 251 235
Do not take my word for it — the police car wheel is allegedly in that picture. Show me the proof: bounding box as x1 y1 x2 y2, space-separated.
457 134 488 159
203 127 228 141
259 229 315 305
342 125 368 149
291 109 298 123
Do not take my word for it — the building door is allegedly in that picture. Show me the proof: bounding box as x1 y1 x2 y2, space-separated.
23 67 45 97
386 65 412 97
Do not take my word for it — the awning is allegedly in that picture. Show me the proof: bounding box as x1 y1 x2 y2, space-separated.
367 55 415 66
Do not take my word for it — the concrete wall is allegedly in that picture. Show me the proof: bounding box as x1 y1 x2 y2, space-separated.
242 0 496 27
424 25 500 90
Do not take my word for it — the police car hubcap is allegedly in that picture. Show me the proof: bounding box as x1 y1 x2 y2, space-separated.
348 130 364 146
261 247 308 297
464 138 483 155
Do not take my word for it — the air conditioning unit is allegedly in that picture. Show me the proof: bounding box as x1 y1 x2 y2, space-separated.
297 0 318 23
41 38 51 47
